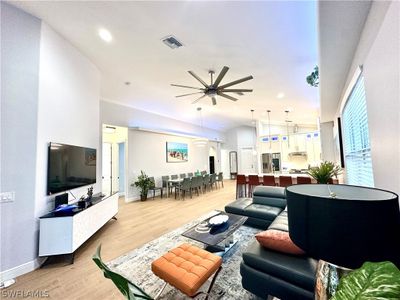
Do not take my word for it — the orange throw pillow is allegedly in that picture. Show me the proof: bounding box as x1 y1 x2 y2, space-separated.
255 229 305 255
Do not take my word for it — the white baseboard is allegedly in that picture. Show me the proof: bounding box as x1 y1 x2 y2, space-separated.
0 257 44 283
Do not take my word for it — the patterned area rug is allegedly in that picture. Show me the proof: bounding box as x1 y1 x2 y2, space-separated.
108 210 263 299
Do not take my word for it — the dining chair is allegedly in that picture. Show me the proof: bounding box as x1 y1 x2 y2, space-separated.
175 177 192 200
203 174 210 192
262 175 276 186
296 176 312 184
161 175 170 195
169 175 179 195
248 175 261 197
236 175 247 199
148 177 163 199
216 172 224 188
187 172 194 178
180 173 186 179
209 174 217 190
279 175 293 187
191 176 201 196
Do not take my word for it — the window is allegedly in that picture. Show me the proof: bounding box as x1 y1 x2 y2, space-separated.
342 74 374 187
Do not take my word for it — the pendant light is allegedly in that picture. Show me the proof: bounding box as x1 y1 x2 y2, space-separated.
251 109 257 156
285 110 291 148
267 110 272 151
193 107 208 146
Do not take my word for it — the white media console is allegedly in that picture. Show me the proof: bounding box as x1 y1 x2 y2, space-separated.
39 192 119 262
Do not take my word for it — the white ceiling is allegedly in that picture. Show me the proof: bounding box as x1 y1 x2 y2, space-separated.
318 0 372 122
12 1 319 131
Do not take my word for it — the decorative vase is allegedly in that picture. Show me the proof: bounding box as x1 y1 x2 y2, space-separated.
140 194 147 201
315 260 352 299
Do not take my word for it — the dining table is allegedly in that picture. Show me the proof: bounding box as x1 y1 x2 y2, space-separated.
166 178 183 197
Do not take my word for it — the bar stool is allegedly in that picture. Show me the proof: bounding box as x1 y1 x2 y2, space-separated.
248 175 261 197
263 175 276 186
296 176 312 184
279 175 293 187
236 174 247 198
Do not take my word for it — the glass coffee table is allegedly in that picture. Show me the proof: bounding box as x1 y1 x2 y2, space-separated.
182 211 247 256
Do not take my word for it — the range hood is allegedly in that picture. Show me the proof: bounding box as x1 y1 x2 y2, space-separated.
288 151 307 157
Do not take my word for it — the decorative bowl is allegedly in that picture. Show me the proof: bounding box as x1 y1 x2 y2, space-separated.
209 214 229 226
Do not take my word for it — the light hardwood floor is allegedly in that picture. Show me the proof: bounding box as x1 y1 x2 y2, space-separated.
5 180 237 300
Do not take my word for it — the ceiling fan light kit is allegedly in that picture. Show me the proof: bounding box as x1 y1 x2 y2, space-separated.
172 66 254 105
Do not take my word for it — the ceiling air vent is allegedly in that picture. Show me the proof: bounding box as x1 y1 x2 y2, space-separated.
162 35 183 49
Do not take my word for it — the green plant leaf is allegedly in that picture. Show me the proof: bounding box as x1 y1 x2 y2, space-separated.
93 245 153 300
332 261 400 300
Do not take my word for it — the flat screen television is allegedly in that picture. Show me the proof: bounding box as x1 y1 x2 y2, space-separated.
47 142 96 195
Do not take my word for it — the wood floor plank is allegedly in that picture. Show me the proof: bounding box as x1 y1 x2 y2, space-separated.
4 180 237 300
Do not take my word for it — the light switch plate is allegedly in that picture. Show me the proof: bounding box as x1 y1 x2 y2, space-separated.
0 192 15 203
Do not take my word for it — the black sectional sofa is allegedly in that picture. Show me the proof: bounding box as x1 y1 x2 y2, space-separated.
225 186 317 300
225 186 286 228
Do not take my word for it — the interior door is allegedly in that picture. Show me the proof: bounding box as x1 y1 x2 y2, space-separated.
118 142 125 194
102 143 112 195
240 148 256 174
209 156 215 174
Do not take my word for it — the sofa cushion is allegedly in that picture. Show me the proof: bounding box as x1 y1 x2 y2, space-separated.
224 198 253 215
242 240 317 291
243 204 282 221
255 229 305 255
253 186 286 208
268 210 289 232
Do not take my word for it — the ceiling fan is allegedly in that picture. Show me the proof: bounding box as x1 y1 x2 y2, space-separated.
171 66 254 105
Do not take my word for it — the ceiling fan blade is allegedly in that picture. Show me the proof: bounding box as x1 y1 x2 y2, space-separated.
218 92 238 101
191 94 207 104
219 89 253 92
175 92 204 98
188 71 209 88
171 84 203 90
213 66 229 87
212 97 217 106
218 75 253 89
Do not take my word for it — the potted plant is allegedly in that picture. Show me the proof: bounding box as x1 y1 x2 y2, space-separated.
132 171 153 201
308 161 341 184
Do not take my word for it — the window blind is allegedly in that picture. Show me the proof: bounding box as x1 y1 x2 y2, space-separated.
342 75 374 187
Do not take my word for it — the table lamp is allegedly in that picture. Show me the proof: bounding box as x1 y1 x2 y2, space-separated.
286 184 400 299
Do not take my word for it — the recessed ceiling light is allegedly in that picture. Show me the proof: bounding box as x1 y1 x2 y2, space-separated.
98 28 112 43
277 92 285 99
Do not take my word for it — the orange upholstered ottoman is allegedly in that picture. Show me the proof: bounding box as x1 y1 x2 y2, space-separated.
151 243 222 298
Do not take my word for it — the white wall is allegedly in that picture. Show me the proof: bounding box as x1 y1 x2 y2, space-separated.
126 129 210 200
320 121 336 162
363 2 399 194
0 6 101 281
34 23 101 218
334 1 399 194
1 2 41 277
223 126 258 174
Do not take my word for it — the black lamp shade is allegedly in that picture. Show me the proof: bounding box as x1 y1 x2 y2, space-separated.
286 184 400 269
